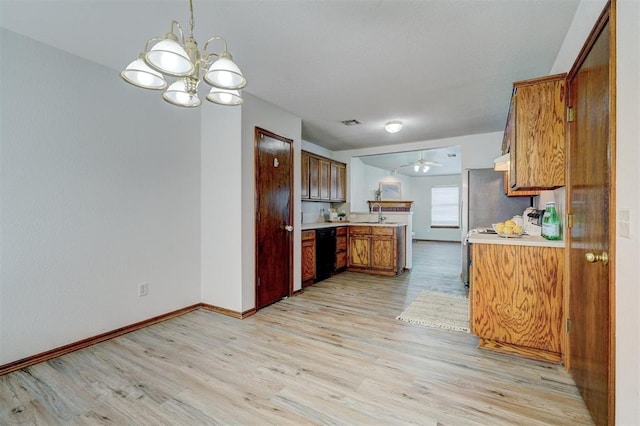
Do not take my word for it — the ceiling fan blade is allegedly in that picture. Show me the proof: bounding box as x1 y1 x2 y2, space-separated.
424 161 443 166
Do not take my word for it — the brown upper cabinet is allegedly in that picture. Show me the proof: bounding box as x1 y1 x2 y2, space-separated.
302 150 346 202
330 162 346 202
503 74 566 190
301 151 310 199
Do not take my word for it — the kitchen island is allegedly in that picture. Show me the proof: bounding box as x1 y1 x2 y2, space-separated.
468 233 565 363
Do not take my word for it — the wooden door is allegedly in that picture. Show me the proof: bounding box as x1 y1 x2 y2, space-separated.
566 5 614 425
255 128 293 309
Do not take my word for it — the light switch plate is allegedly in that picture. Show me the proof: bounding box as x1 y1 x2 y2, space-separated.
618 208 631 239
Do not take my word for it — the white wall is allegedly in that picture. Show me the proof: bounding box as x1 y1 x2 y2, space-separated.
348 157 369 212
0 30 202 364
201 104 243 311
615 0 640 422
241 93 303 307
409 174 462 241
347 158 412 213
302 139 334 158
551 0 640 422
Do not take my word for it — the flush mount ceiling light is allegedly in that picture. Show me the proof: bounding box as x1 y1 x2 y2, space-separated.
384 121 403 134
120 0 247 108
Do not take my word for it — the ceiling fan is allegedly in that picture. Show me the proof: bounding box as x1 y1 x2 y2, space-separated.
399 152 442 173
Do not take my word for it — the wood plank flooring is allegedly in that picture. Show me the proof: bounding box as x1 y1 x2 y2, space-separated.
0 241 593 425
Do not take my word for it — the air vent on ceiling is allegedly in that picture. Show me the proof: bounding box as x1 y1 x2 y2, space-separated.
340 119 362 126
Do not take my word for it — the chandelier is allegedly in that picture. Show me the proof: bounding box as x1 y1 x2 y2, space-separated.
120 0 247 108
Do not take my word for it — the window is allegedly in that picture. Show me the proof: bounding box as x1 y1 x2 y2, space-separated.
431 186 459 227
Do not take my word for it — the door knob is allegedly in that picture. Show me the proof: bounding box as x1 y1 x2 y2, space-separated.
284 225 294 232
585 251 609 265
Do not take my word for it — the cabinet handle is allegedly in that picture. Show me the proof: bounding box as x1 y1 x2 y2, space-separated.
585 251 609 265
284 225 294 232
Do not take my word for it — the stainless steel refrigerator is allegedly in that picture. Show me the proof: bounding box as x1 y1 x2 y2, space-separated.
461 168 532 285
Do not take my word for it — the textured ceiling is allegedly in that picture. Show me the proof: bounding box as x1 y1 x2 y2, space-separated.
1 0 579 153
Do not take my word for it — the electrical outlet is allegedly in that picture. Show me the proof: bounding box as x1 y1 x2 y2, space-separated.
138 282 148 297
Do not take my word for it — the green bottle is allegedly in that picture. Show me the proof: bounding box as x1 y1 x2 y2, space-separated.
542 202 561 240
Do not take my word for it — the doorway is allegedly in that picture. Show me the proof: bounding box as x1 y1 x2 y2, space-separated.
255 127 294 309
566 3 615 424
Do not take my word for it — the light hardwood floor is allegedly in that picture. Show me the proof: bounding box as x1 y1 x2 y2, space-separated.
0 241 593 425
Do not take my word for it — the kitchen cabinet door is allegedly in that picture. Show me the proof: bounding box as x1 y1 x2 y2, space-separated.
335 227 347 270
370 237 395 270
319 159 331 200
301 151 310 200
508 74 566 190
301 231 316 286
309 155 320 199
349 235 370 268
472 243 518 339
330 162 346 202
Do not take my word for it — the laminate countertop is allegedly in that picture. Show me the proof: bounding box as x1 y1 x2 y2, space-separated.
301 222 406 231
467 232 565 248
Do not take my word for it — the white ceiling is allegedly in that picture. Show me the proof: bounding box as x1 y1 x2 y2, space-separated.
358 146 461 177
1 0 579 158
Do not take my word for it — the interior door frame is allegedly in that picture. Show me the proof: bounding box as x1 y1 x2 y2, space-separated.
564 1 616 423
254 127 294 309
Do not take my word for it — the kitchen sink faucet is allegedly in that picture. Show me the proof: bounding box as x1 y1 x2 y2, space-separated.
371 202 385 223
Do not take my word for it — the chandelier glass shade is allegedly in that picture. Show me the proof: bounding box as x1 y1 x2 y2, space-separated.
163 78 202 108
121 56 168 90
120 0 246 108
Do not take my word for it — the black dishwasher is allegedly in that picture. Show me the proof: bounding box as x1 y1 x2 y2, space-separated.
315 228 336 282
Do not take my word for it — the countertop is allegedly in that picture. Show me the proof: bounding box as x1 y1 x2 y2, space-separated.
301 222 406 231
467 232 565 248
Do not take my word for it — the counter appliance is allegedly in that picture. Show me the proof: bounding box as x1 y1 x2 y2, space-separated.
461 168 532 285
316 228 336 281
523 207 544 236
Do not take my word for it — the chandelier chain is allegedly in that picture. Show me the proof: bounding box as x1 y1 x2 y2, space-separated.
189 0 195 37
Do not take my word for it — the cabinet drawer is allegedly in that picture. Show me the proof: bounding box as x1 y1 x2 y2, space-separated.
336 251 347 269
349 226 371 235
302 230 315 241
336 226 347 236
336 235 347 251
371 226 395 237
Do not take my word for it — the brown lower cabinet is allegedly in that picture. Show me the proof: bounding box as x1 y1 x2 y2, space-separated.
347 225 405 277
335 227 347 271
301 230 316 286
471 243 563 363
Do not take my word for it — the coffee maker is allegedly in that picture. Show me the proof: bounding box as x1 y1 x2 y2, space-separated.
523 207 544 236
